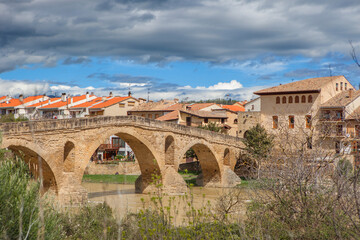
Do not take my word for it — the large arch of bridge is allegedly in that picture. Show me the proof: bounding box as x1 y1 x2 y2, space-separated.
3 140 59 194
177 139 221 186
80 127 162 180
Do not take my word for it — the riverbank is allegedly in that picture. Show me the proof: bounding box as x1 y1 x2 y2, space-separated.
82 174 139 184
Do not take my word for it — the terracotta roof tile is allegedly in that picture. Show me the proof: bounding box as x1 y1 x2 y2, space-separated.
180 109 227 118
0 99 22 108
23 95 45 103
90 96 131 109
321 89 360 108
40 95 93 109
71 97 105 108
129 100 178 112
254 75 346 95
26 98 61 108
156 110 179 121
186 103 217 111
0 96 6 101
222 105 245 112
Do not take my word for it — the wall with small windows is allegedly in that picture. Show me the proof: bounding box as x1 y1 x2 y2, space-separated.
321 75 354 104
96 98 140 117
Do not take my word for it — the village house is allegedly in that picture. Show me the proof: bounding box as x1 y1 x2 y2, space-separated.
38 93 97 119
239 75 360 166
88 94 139 117
128 99 183 119
0 95 49 118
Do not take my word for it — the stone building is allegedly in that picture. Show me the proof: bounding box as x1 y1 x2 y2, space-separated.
239 75 360 166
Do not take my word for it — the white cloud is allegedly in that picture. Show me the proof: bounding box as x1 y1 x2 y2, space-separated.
208 80 243 90
0 79 49 97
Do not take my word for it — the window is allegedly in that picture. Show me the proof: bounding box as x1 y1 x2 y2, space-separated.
352 141 360 154
282 96 287 104
273 116 278 129
345 82 347 90
295 96 299 103
276 97 280 104
119 103 125 108
148 114 152 119
301 95 306 103
305 115 311 128
204 118 209 123
141 114 145 117
340 82 343 90
221 118 225 124
186 117 191 126
336 125 343 136
289 115 294 129
336 83 339 91
128 101 135 106
288 96 293 103
335 111 343 121
155 114 159 119
251 105 254 110
308 95 312 103
234 119 238 124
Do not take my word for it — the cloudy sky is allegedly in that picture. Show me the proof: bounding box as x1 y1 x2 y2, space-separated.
1 0 360 101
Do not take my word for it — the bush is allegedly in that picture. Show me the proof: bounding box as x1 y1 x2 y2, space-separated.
0 158 64 239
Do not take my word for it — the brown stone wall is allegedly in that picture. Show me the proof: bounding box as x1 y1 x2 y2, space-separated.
84 161 140 175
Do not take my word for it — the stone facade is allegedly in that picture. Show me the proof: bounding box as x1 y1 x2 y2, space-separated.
0 115 242 205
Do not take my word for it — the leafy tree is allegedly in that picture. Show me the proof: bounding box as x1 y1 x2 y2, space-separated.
197 122 222 133
242 124 273 178
0 113 28 123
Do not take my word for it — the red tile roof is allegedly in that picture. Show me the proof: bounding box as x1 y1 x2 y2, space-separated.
23 95 45 103
156 110 179 121
40 95 93 109
0 96 6 101
27 98 61 108
0 99 22 108
90 96 131 109
186 103 218 111
254 76 346 95
222 105 245 112
71 97 105 108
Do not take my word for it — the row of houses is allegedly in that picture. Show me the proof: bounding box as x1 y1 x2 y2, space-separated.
238 75 360 166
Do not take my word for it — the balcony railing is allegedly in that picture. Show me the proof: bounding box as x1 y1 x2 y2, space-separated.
98 144 125 150
320 116 344 121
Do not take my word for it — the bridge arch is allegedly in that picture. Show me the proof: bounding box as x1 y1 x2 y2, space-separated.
165 135 175 166
223 148 230 166
64 141 75 172
3 141 59 194
80 127 163 192
178 140 221 187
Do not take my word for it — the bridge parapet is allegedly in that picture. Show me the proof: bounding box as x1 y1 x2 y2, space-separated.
0 116 242 147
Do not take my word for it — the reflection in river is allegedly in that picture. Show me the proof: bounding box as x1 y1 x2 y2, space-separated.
82 182 252 223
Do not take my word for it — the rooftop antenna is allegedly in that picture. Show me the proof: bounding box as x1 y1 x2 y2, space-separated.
328 64 333 77
147 87 150 102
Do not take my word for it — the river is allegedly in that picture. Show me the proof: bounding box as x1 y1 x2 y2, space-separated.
82 182 253 224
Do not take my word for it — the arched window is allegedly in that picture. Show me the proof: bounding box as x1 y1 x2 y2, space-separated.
234 119 238 124
289 96 293 103
295 96 299 103
308 95 313 103
276 97 280 104
301 95 306 103
282 96 287 104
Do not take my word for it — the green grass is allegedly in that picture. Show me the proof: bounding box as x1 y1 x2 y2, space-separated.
82 174 139 184
237 179 270 189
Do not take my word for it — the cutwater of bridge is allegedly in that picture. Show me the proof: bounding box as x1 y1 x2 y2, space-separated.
0 116 243 205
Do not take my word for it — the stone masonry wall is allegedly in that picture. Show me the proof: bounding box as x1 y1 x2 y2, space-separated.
84 161 141 175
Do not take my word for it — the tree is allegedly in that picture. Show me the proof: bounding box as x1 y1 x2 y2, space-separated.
241 124 274 178
197 122 222 133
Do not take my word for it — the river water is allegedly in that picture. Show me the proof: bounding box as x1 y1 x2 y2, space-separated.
82 182 253 224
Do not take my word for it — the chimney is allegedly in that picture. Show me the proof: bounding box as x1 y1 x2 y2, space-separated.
61 93 66 102
70 97 73 104
48 99 51 104
19 94 24 102
102 96 107 101
128 91 131 97
86 92 89 101
174 98 179 103
349 88 354 98
109 92 113 97
91 92 94 96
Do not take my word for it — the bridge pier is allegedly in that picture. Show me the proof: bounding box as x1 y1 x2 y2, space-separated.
58 172 87 205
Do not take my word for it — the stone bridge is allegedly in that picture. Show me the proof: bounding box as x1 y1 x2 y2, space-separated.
0 116 243 204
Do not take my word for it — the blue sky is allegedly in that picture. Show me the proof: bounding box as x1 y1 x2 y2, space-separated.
1 0 360 101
